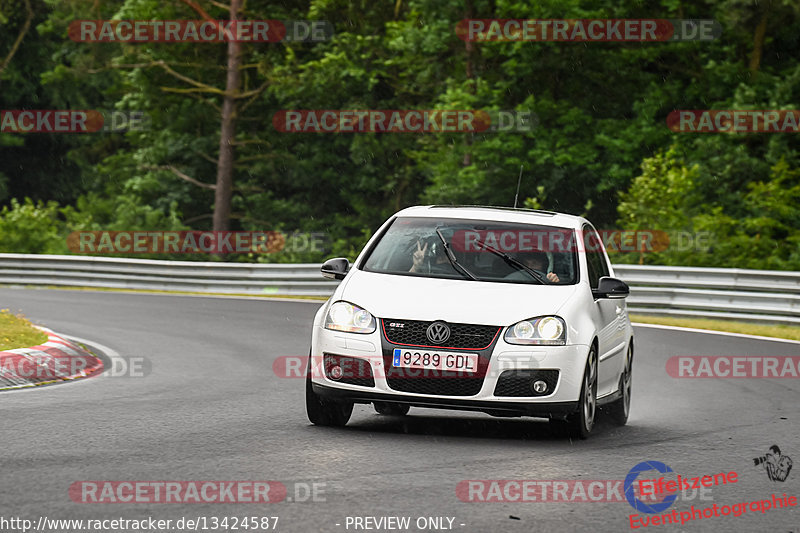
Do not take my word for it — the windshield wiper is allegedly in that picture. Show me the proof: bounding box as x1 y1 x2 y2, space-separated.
434 227 478 281
472 238 546 284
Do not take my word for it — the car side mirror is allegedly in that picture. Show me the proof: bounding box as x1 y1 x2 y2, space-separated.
321 257 350 280
592 276 629 299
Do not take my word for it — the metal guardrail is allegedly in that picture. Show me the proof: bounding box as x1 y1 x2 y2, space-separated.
0 254 797 325
0 254 336 296
612 265 799 325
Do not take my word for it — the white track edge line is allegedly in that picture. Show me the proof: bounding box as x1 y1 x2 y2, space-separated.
631 322 800 345
5 285 328 304
62 334 125 376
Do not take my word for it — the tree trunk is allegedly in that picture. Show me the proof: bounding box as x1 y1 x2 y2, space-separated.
462 0 473 167
213 0 243 232
748 7 770 74
0 0 34 82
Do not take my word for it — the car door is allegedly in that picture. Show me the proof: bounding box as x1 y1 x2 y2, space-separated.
584 226 625 397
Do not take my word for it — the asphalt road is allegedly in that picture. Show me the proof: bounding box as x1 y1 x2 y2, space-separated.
1 287 798 533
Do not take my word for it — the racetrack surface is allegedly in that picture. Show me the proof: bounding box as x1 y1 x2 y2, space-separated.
1 287 798 533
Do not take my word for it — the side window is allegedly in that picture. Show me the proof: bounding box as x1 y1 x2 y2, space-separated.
596 235 610 279
583 225 608 289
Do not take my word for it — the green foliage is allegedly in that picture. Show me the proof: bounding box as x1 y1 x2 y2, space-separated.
0 198 67 254
697 159 800 270
618 148 699 233
615 155 800 269
0 0 798 269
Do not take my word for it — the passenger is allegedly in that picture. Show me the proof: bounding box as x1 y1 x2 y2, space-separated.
409 240 452 274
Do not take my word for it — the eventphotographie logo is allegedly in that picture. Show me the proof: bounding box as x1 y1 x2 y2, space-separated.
625 461 679 514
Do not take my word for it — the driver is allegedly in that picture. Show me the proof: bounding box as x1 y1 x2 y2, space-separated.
517 251 560 283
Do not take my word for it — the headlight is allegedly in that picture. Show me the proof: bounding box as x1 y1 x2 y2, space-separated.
505 316 566 345
324 301 377 334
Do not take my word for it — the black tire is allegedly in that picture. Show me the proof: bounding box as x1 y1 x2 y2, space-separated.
305 357 353 427
607 343 633 426
373 402 410 416
561 345 598 439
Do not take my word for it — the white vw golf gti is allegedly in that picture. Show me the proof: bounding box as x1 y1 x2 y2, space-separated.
306 205 634 438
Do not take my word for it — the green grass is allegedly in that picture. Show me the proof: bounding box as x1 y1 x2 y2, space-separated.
0 309 49 351
630 314 800 342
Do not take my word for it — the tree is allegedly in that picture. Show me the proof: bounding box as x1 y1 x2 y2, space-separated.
0 0 33 81
617 148 699 264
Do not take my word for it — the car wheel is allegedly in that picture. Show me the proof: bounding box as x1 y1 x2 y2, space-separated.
305 356 353 427
373 402 410 416
608 343 633 426
562 345 597 439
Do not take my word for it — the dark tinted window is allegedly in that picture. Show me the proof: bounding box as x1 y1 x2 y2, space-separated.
583 225 609 288
362 217 579 284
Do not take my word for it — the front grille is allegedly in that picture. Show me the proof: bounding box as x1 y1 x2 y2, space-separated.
323 353 375 387
385 369 484 396
382 319 500 350
494 369 559 397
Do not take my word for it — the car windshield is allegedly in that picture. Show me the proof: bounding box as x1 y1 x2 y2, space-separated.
362 217 578 284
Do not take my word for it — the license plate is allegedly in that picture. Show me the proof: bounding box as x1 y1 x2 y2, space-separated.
392 348 478 373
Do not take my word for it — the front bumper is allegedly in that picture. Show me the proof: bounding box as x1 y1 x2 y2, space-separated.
312 382 578 417
310 324 590 413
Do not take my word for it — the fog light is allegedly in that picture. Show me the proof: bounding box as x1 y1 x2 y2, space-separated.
329 365 343 380
532 380 548 394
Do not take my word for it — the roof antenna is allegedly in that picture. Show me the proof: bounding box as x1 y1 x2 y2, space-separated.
513 164 523 208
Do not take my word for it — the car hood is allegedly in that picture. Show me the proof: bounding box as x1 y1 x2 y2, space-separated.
338 269 579 326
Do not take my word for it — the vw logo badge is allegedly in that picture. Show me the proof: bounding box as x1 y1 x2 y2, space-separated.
426 321 451 344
